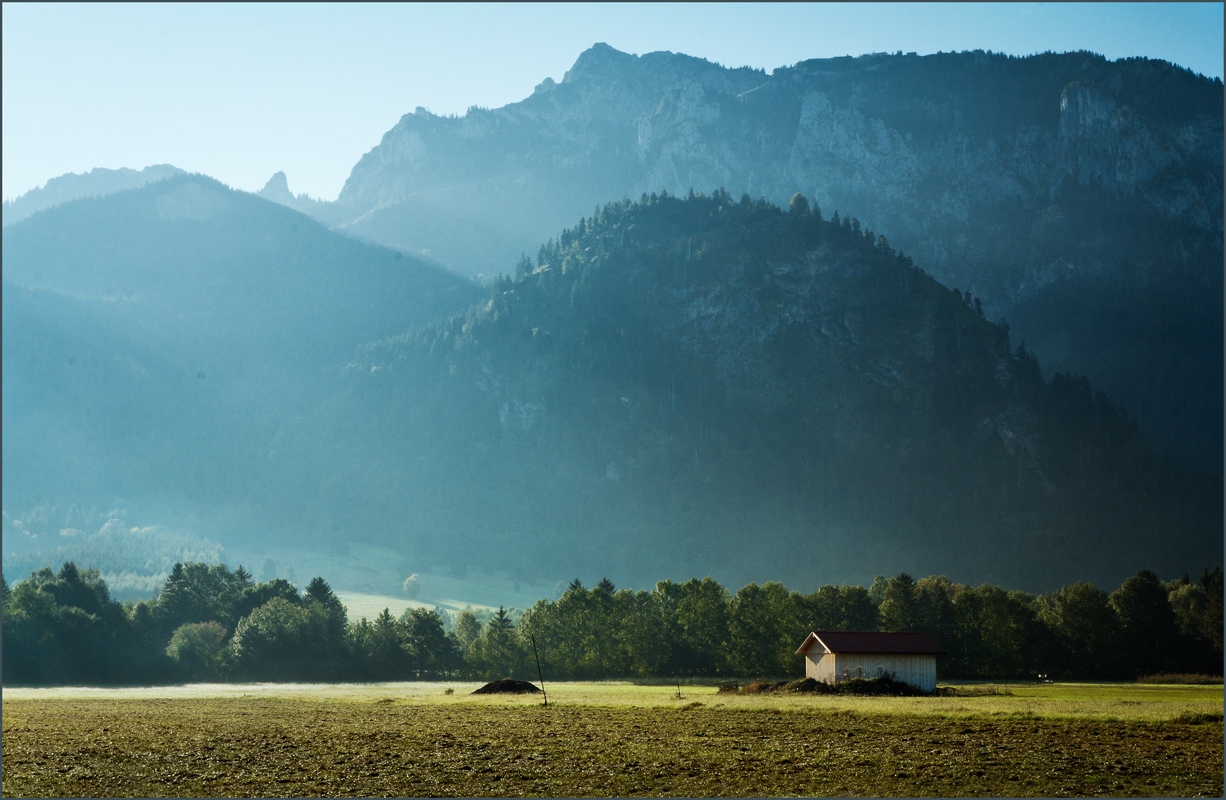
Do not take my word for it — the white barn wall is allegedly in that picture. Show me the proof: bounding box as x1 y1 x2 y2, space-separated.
806 652 838 683
803 652 937 692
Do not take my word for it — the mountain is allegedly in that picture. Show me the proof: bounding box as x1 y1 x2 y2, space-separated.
338 192 1219 591
256 171 333 217
4 182 1217 592
293 45 1223 473
3 164 186 226
2 174 484 558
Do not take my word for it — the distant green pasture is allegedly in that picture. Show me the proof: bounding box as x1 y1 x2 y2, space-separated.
333 591 434 622
333 591 503 623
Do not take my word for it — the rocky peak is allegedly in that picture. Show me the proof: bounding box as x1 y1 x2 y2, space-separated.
561 42 639 85
318 47 1223 475
259 171 293 204
256 170 330 217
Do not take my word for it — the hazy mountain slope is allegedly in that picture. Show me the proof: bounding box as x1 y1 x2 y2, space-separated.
333 45 1222 296
2 174 484 555
306 45 1223 473
2 164 186 227
341 192 1219 591
3 174 480 358
4 184 1216 593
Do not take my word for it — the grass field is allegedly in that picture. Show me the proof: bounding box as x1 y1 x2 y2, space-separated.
333 591 436 623
3 682 1221 797
249 541 554 611
333 591 508 623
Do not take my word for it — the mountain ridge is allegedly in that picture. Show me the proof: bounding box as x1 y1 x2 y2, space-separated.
301 44 1222 472
3 164 186 227
2 173 483 551
343 191 1219 590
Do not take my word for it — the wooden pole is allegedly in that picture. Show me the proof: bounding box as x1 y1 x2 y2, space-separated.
530 633 547 708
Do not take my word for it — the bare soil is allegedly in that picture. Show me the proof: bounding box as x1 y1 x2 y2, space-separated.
3 696 1221 797
471 678 542 694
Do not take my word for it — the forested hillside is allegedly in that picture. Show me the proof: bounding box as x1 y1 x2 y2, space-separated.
4 181 1218 596
1 164 185 226
2 174 483 559
309 45 1223 472
345 191 1219 590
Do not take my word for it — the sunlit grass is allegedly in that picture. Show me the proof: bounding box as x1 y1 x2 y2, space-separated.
332 591 434 622
4 688 1221 798
5 680 1220 721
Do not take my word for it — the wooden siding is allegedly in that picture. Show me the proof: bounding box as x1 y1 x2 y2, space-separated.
806 652 839 684
804 652 937 692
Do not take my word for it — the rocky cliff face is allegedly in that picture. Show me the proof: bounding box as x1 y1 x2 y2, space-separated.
302 45 1222 473
327 46 1221 295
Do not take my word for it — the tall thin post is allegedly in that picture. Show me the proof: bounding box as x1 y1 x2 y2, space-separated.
530 633 547 708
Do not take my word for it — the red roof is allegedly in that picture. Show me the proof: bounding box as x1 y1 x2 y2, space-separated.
796 631 946 655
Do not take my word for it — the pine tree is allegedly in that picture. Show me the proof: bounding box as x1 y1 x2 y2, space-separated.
305 576 340 608
234 565 253 588
515 253 533 281
879 573 922 631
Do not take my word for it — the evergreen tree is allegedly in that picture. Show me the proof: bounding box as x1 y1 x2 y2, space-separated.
470 606 525 679
515 253 533 281
234 565 253 588
305 576 341 609
1110 570 1180 676
303 576 348 676
879 573 922 631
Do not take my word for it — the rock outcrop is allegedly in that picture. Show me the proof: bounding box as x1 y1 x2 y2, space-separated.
307 46 1223 472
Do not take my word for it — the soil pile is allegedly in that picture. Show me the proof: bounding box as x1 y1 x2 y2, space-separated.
721 676 929 696
471 679 541 695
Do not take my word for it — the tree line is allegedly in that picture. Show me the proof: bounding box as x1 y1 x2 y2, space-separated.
3 563 1220 686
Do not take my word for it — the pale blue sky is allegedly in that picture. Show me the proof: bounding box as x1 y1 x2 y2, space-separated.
4 2 1222 202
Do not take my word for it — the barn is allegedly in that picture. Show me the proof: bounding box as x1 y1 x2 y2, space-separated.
795 631 946 692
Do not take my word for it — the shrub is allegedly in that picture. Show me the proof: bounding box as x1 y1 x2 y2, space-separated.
165 621 228 681
1137 673 1223 685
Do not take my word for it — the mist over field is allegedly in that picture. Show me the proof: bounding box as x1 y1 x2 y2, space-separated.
3 44 1221 607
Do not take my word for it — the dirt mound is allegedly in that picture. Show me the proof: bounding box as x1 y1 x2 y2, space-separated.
722 679 833 695
832 676 928 696
721 676 928 696
471 679 541 695
782 678 831 694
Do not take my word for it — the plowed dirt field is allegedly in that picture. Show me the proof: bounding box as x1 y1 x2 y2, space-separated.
3 694 1221 797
